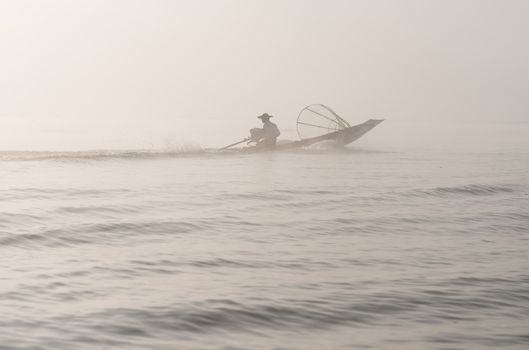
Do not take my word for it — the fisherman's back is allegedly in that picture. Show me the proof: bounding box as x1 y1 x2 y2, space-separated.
263 120 280 140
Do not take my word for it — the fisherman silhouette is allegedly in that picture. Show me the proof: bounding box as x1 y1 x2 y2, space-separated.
251 113 280 149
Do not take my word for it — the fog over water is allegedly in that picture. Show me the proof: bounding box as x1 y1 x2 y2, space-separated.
1 1 529 350
1 0 528 150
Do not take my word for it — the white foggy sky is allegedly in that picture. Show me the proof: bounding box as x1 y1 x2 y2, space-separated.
1 0 528 150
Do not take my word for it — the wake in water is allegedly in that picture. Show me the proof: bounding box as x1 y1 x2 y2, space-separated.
1 143 389 162
0 146 205 161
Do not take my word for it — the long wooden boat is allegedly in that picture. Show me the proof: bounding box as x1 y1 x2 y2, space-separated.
219 104 384 153
238 119 383 153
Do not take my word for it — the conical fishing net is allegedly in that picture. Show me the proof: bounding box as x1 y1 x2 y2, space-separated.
296 104 350 140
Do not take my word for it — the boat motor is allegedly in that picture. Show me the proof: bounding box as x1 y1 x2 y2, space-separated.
248 128 264 144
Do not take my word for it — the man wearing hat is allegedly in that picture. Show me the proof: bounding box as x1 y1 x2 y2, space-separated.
255 113 280 149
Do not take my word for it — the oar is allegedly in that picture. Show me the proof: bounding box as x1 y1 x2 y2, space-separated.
217 137 250 151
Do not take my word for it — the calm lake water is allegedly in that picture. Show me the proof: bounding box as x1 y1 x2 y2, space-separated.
1 123 528 349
